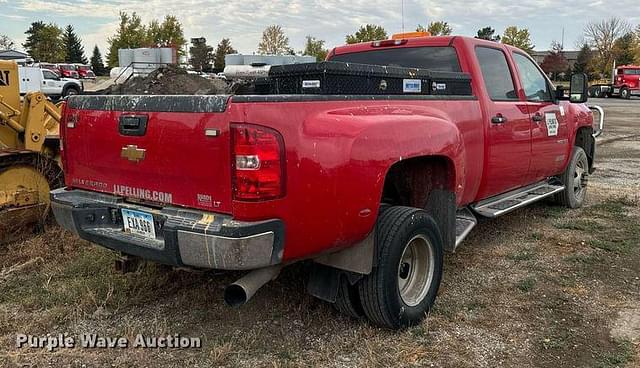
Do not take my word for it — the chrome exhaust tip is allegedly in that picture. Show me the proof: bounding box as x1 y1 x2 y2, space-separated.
224 265 282 307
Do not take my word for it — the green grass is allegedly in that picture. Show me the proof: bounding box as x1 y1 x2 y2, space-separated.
554 219 605 232
507 249 537 262
0 247 170 315
516 277 537 293
596 339 634 368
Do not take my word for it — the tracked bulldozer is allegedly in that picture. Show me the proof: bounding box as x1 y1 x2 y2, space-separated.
0 60 63 240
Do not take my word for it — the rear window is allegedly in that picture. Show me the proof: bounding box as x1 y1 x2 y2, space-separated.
330 46 461 72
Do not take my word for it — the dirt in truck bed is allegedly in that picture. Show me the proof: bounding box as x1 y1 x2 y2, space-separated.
0 98 638 367
102 65 229 95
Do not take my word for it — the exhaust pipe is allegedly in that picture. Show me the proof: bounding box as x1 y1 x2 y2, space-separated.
224 265 282 307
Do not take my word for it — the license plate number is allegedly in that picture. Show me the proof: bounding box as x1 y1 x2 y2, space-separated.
121 209 156 239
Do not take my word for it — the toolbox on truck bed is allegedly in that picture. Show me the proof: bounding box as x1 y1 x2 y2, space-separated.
266 61 472 96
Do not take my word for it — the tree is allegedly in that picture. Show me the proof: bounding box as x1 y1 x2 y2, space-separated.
416 21 452 36
62 25 87 64
0 35 15 50
345 24 388 44
476 27 500 42
573 43 595 80
584 17 631 78
147 15 186 55
90 45 107 76
636 25 640 64
612 32 637 66
502 26 534 54
189 37 213 72
106 12 148 67
540 41 569 81
257 25 292 55
213 38 236 71
303 36 328 61
23 21 65 62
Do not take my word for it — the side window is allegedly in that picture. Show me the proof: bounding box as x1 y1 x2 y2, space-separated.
42 70 56 80
513 53 551 102
475 47 518 101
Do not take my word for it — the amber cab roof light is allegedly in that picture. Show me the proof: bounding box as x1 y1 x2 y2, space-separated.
391 31 431 40
371 31 431 48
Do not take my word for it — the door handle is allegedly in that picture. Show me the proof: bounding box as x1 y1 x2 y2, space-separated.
491 115 507 124
119 115 148 136
532 113 544 122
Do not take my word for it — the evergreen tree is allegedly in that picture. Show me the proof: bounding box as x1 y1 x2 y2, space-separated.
573 43 595 80
90 45 106 75
63 25 88 64
213 38 237 71
189 37 213 72
23 21 65 62
476 27 501 42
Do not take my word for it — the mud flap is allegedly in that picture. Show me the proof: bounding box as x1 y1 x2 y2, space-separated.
424 189 456 252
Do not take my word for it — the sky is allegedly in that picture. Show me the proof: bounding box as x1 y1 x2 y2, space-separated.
1 0 639 58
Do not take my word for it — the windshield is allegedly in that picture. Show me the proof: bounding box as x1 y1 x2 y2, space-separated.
60 65 76 70
330 46 462 72
622 69 640 75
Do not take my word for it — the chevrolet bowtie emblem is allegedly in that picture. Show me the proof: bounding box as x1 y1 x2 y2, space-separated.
121 145 146 162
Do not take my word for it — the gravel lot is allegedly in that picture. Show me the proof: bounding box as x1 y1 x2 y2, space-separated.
0 98 638 367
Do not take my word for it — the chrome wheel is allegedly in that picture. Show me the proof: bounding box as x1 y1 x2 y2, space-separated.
397 234 435 307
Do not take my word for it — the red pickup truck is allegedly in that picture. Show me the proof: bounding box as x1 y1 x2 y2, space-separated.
52 36 602 329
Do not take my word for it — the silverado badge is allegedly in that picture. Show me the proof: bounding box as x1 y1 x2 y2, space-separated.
121 145 146 163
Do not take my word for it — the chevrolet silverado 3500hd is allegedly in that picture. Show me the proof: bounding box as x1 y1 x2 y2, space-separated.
51 35 603 329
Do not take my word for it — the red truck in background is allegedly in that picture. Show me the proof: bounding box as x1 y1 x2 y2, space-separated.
51 35 604 329
74 64 96 80
56 64 80 79
589 64 640 99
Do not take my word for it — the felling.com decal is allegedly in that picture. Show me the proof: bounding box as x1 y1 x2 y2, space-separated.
545 112 559 136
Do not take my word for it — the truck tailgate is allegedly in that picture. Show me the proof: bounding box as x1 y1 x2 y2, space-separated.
62 95 233 213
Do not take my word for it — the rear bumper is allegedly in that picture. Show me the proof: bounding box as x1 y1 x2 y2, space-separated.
51 188 284 270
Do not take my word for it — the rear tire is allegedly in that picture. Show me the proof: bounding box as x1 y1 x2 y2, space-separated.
334 275 365 319
555 147 589 208
357 206 443 329
620 87 631 100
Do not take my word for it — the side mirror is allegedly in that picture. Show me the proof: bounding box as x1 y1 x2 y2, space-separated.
569 73 588 103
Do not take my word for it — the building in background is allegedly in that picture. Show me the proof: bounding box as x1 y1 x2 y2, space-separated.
532 50 580 70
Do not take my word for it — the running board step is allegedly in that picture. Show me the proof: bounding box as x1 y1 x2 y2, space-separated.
454 208 477 250
471 181 565 218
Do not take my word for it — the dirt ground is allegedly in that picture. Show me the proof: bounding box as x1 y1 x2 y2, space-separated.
0 98 638 367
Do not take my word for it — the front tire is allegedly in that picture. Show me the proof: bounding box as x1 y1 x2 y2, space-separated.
620 87 631 100
556 147 589 208
358 206 443 329
63 86 79 97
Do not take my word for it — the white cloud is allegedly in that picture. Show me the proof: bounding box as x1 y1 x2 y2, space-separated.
2 0 639 58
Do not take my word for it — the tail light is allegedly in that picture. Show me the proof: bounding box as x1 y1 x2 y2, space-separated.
231 124 285 201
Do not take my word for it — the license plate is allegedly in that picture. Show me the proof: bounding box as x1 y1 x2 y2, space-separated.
121 209 156 239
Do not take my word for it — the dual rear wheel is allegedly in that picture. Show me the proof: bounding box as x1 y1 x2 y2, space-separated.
334 206 443 329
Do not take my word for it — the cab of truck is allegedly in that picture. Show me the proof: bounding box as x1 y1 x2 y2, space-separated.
74 64 96 80
56 64 80 79
614 65 640 98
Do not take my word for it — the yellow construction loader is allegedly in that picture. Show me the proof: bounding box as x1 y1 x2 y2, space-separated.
0 60 63 240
